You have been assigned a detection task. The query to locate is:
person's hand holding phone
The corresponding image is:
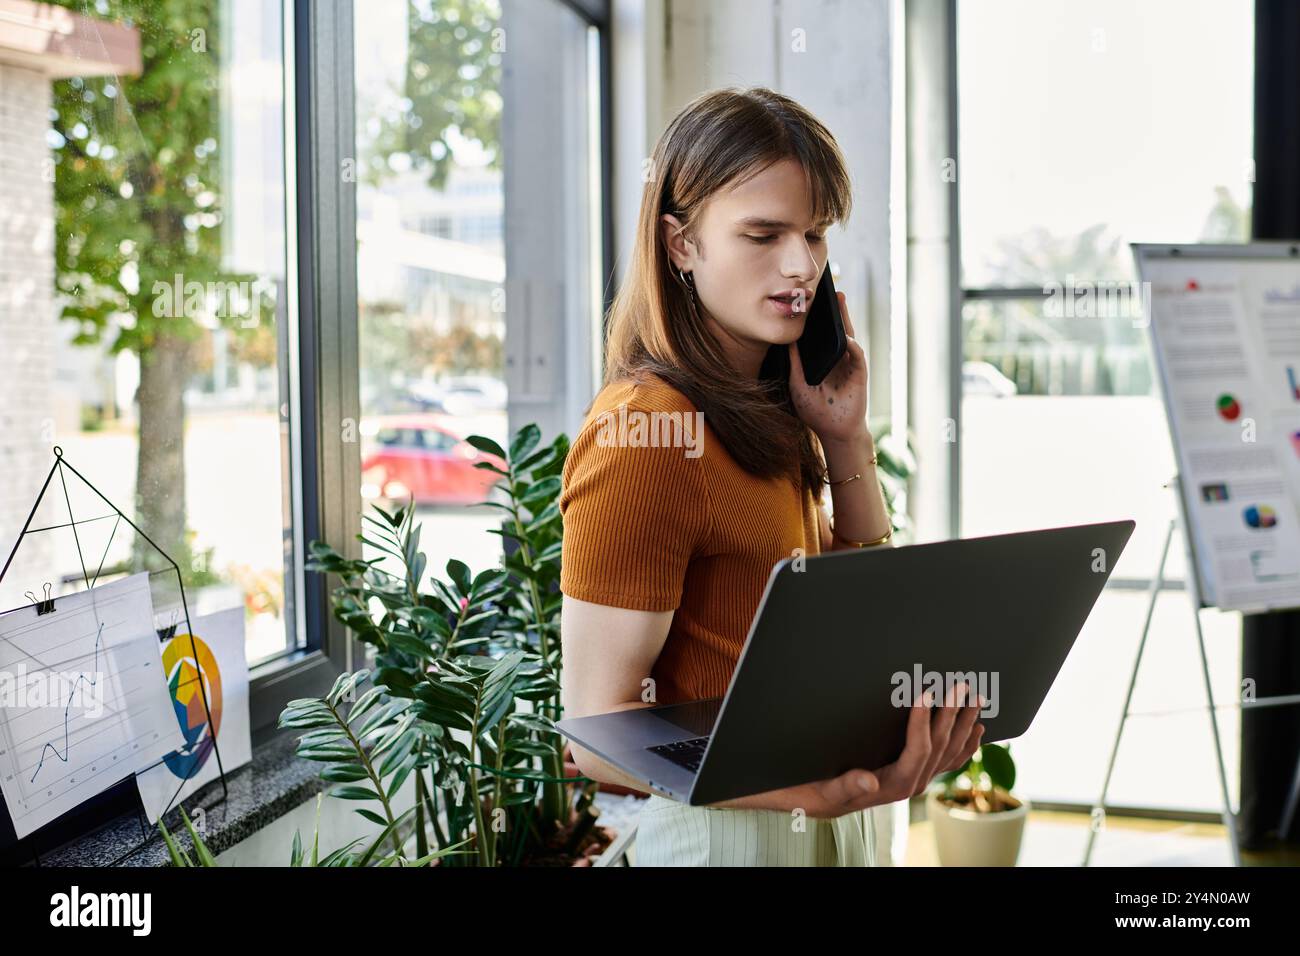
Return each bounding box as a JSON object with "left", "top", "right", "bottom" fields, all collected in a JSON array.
[{"left": 788, "top": 289, "right": 869, "bottom": 446}]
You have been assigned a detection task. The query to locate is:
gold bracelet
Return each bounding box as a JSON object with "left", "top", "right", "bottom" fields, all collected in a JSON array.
[
  {"left": 827, "top": 452, "right": 877, "bottom": 487},
  {"left": 830, "top": 521, "right": 893, "bottom": 548}
]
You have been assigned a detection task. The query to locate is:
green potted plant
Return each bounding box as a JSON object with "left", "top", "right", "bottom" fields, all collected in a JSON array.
[
  {"left": 285, "top": 424, "right": 621, "bottom": 866},
  {"left": 165, "top": 420, "right": 916, "bottom": 868},
  {"left": 927, "top": 742, "right": 1029, "bottom": 866}
]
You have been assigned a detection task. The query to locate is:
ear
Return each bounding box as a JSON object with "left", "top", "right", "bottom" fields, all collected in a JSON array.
[{"left": 659, "top": 213, "right": 696, "bottom": 272}]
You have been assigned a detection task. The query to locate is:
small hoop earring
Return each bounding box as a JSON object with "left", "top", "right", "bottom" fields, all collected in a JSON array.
[{"left": 676, "top": 266, "right": 695, "bottom": 292}]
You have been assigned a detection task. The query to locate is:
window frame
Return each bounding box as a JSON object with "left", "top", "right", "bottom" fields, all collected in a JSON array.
[
  {"left": 557, "top": 0, "right": 616, "bottom": 326},
  {"left": 247, "top": 0, "right": 360, "bottom": 737}
]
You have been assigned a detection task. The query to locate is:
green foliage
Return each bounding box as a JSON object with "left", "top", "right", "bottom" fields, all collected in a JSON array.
[
  {"left": 279, "top": 671, "right": 475, "bottom": 866},
  {"left": 868, "top": 417, "right": 917, "bottom": 541},
  {"left": 291, "top": 423, "right": 588, "bottom": 866},
  {"left": 47, "top": 0, "right": 274, "bottom": 571},
  {"left": 158, "top": 806, "right": 216, "bottom": 867},
  {"left": 934, "top": 742, "right": 1017, "bottom": 801},
  {"left": 285, "top": 792, "right": 470, "bottom": 868},
  {"left": 49, "top": 0, "right": 255, "bottom": 354},
  {"left": 360, "top": 0, "right": 504, "bottom": 192}
]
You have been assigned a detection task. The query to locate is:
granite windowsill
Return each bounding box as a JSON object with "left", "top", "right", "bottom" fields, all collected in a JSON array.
[
  {"left": 33, "top": 730, "right": 652, "bottom": 867},
  {"left": 34, "top": 731, "right": 322, "bottom": 867}
]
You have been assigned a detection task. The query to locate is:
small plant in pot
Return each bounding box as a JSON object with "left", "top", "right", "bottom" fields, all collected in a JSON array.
[
  {"left": 927, "top": 742, "right": 1029, "bottom": 867},
  {"left": 283, "top": 424, "right": 622, "bottom": 866}
]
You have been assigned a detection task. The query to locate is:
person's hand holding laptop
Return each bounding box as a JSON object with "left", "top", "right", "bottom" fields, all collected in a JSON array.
[
  {"left": 709, "top": 681, "right": 986, "bottom": 818},
  {"left": 557, "top": 520, "right": 1134, "bottom": 810}
]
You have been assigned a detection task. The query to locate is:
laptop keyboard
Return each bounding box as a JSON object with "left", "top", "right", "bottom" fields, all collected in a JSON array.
[{"left": 648, "top": 736, "right": 711, "bottom": 773}]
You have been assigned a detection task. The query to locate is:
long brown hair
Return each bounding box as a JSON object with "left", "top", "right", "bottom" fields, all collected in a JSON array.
[{"left": 601, "top": 86, "right": 853, "bottom": 503}]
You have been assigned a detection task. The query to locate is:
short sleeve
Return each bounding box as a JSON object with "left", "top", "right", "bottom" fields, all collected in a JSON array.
[{"left": 559, "top": 419, "right": 710, "bottom": 612}]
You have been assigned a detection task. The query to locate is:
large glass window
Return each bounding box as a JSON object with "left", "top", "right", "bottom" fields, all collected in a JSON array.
[
  {"left": 353, "top": 0, "right": 603, "bottom": 582},
  {"left": 0, "top": 0, "right": 299, "bottom": 667},
  {"left": 957, "top": 0, "right": 1254, "bottom": 813}
]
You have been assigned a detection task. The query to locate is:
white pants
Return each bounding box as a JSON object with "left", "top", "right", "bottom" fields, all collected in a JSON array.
[{"left": 632, "top": 793, "right": 904, "bottom": 866}]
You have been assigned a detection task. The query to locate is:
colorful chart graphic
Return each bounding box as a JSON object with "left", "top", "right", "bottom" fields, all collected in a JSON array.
[
  {"left": 1216, "top": 393, "right": 1242, "bottom": 422},
  {"left": 1243, "top": 505, "right": 1278, "bottom": 529},
  {"left": 1201, "top": 482, "right": 1230, "bottom": 502},
  {"left": 161, "top": 633, "right": 223, "bottom": 780}
]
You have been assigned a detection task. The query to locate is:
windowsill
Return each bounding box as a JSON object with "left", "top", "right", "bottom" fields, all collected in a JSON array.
[{"left": 31, "top": 731, "right": 323, "bottom": 867}]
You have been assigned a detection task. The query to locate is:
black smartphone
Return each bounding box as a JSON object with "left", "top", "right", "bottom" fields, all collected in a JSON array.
[
  {"left": 762, "top": 264, "right": 848, "bottom": 386},
  {"left": 797, "top": 265, "right": 848, "bottom": 385}
]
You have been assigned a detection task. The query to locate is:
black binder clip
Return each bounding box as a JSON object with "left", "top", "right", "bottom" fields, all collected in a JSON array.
[
  {"left": 25, "top": 583, "right": 56, "bottom": 615},
  {"left": 157, "top": 610, "right": 179, "bottom": 642}
]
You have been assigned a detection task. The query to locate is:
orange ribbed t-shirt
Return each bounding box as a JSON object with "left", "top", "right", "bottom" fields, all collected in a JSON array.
[{"left": 559, "top": 371, "right": 825, "bottom": 706}]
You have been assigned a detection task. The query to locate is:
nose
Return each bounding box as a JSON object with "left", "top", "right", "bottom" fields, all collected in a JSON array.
[{"left": 781, "top": 236, "right": 820, "bottom": 284}]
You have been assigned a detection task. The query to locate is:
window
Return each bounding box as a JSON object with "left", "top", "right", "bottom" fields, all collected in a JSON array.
[
  {"left": 957, "top": 0, "right": 1254, "bottom": 812},
  {"left": 354, "top": 0, "right": 509, "bottom": 581},
  {"left": 353, "top": 0, "right": 606, "bottom": 584},
  {"left": 0, "top": 0, "right": 301, "bottom": 671},
  {"left": 0, "top": 0, "right": 608, "bottom": 742}
]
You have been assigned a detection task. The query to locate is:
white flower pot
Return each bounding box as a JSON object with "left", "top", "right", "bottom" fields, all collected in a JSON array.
[{"left": 926, "top": 789, "right": 1029, "bottom": 867}]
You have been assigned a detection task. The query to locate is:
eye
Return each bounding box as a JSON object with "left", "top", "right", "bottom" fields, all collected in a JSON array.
[{"left": 745, "top": 234, "right": 776, "bottom": 244}]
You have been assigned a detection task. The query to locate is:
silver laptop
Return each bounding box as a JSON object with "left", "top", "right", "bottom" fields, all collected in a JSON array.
[{"left": 556, "top": 520, "right": 1135, "bottom": 806}]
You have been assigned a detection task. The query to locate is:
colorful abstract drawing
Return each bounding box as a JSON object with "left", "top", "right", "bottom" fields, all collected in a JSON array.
[{"left": 160, "top": 633, "right": 223, "bottom": 780}]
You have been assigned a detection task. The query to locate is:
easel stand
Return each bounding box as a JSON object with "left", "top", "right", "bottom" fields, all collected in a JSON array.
[
  {"left": 0, "top": 446, "right": 229, "bottom": 865},
  {"left": 1084, "top": 474, "right": 1300, "bottom": 867}
]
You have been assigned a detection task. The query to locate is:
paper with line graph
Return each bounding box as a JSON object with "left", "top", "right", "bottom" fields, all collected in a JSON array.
[{"left": 0, "top": 573, "right": 185, "bottom": 839}]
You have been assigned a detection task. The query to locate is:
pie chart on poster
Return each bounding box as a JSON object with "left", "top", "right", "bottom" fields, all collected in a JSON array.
[
  {"left": 1216, "top": 394, "right": 1242, "bottom": 422},
  {"left": 160, "top": 633, "right": 223, "bottom": 780},
  {"left": 1244, "top": 505, "right": 1278, "bottom": 529}
]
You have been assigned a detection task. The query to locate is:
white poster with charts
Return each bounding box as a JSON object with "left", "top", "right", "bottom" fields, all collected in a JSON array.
[
  {"left": 1136, "top": 243, "right": 1300, "bottom": 613},
  {"left": 0, "top": 573, "right": 186, "bottom": 839}
]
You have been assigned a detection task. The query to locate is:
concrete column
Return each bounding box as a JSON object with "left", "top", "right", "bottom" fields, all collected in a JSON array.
[
  {"left": 905, "top": 0, "right": 959, "bottom": 542},
  {"left": 501, "top": 0, "right": 602, "bottom": 445}
]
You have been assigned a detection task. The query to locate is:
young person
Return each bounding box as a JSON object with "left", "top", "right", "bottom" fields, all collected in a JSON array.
[{"left": 559, "top": 86, "right": 984, "bottom": 866}]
